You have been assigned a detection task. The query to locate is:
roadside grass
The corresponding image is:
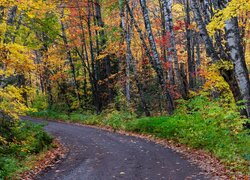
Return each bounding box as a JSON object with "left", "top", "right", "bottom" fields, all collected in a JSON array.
[
  {"left": 29, "top": 96, "right": 250, "bottom": 175},
  {"left": 0, "top": 121, "right": 53, "bottom": 179}
]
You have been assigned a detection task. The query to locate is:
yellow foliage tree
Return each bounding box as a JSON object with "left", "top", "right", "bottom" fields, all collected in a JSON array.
[
  {"left": 207, "top": 0, "right": 250, "bottom": 35},
  {"left": 0, "top": 85, "right": 29, "bottom": 120}
]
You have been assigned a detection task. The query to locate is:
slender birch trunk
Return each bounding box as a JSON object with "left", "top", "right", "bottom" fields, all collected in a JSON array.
[
  {"left": 120, "top": 1, "right": 131, "bottom": 105},
  {"left": 225, "top": 17, "right": 250, "bottom": 117},
  {"left": 139, "top": 0, "right": 174, "bottom": 114},
  {"left": 120, "top": 1, "right": 151, "bottom": 116},
  {"left": 162, "top": 0, "right": 188, "bottom": 98},
  {"left": 191, "top": 0, "right": 250, "bottom": 118}
]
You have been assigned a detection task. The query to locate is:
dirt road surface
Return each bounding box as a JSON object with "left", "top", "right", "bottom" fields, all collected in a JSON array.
[{"left": 25, "top": 117, "right": 208, "bottom": 180}]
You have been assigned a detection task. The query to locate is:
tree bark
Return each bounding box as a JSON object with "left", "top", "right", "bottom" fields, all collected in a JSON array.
[
  {"left": 120, "top": 2, "right": 131, "bottom": 105},
  {"left": 60, "top": 9, "right": 81, "bottom": 106},
  {"left": 162, "top": 0, "right": 188, "bottom": 99},
  {"left": 191, "top": 0, "right": 249, "bottom": 117},
  {"left": 195, "top": 33, "right": 202, "bottom": 87},
  {"left": 126, "top": 1, "right": 174, "bottom": 114},
  {"left": 87, "top": 0, "right": 102, "bottom": 114},
  {"left": 185, "top": 0, "right": 196, "bottom": 90},
  {"left": 139, "top": 0, "right": 174, "bottom": 114},
  {"left": 94, "top": 0, "right": 112, "bottom": 103},
  {"left": 225, "top": 17, "right": 250, "bottom": 117},
  {"left": 121, "top": 1, "right": 151, "bottom": 116},
  {"left": 190, "top": 0, "right": 220, "bottom": 62}
]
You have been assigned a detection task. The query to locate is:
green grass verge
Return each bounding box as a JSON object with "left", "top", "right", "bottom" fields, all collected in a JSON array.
[
  {"left": 0, "top": 121, "right": 53, "bottom": 179},
  {"left": 29, "top": 96, "right": 250, "bottom": 175}
]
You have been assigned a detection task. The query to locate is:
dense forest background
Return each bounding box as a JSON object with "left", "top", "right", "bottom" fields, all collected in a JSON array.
[
  {"left": 0, "top": 0, "right": 250, "bottom": 178},
  {"left": 0, "top": 0, "right": 249, "bottom": 117}
]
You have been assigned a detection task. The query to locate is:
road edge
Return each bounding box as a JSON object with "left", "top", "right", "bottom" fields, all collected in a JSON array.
[
  {"left": 17, "top": 139, "right": 68, "bottom": 180},
  {"left": 23, "top": 116, "right": 249, "bottom": 180}
]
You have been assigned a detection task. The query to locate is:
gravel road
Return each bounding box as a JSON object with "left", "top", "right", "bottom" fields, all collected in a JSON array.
[{"left": 25, "top": 117, "right": 208, "bottom": 180}]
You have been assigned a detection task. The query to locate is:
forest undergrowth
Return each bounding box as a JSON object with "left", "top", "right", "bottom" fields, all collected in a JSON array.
[{"left": 0, "top": 121, "right": 53, "bottom": 179}]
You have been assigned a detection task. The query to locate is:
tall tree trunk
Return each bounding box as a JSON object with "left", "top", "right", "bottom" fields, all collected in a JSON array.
[
  {"left": 158, "top": 0, "right": 175, "bottom": 86},
  {"left": 43, "top": 45, "right": 53, "bottom": 109},
  {"left": 202, "top": 0, "right": 212, "bottom": 24},
  {"left": 34, "top": 50, "right": 45, "bottom": 93},
  {"left": 225, "top": 17, "right": 250, "bottom": 117},
  {"left": 126, "top": 2, "right": 156, "bottom": 69},
  {"left": 191, "top": 0, "right": 248, "bottom": 117},
  {"left": 83, "top": 67, "right": 88, "bottom": 100},
  {"left": 139, "top": 0, "right": 174, "bottom": 114},
  {"left": 162, "top": 0, "right": 188, "bottom": 99},
  {"left": 132, "top": 56, "right": 151, "bottom": 117},
  {"left": 127, "top": 1, "right": 174, "bottom": 114},
  {"left": 57, "top": 82, "right": 71, "bottom": 113},
  {"left": 75, "top": 0, "right": 98, "bottom": 109},
  {"left": 190, "top": 0, "right": 219, "bottom": 62},
  {"left": 195, "top": 33, "right": 202, "bottom": 87},
  {"left": 95, "top": 0, "right": 112, "bottom": 103},
  {"left": 158, "top": 0, "right": 168, "bottom": 67},
  {"left": 120, "top": 2, "right": 131, "bottom": 105},
  {"left": 60, "top": 8, "right": 81, "bottom": 106},
  {"left": 185, "top": 0, "right": 195, "bottom": 89},
  {"left": 120, "top": 1, "right": 150, "bottom": 116},
  {"left": 87, "top": 0, "right": 101, "bottom": 114},
  {"left": 180, "top": 63, "right": 188, "bottom": 94}
]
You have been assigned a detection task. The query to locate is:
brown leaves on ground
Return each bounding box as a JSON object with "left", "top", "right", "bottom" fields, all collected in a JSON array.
[
  {"left": 71, "top": 123, "right": 250, "bottom": 180},
  {"left": 17, "top": 139, "right": 68, "bottom": 180}
]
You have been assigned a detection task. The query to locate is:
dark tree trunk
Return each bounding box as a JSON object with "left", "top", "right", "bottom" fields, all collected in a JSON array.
[
  {"left": 180, "top": 63, "right": 188, "bottom": 95},
  {"left": 185, "top": 0, "right": 195, "bottom": 90},
  {"left": 195, "top": 33, "right": 202, "bottom": 87},
  {"left": 43, "top": 45, "right": 53, "bottom": 109},
  {"left": 87, "top": 0, "right": 102, "bottom": 114},
  {"left": 94, "top": 0, "right": 112, "bottom": 103},
  {"left": 75, "top": 0, "right": 94, "bottom": 106},
  {"left": 60, "top": 8, "right": 81, "bottom": 105}
]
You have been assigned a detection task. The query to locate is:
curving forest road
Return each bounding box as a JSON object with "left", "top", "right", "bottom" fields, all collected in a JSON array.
[{"left": 26, "top": 117, "right": 209, "bottom": 180}]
